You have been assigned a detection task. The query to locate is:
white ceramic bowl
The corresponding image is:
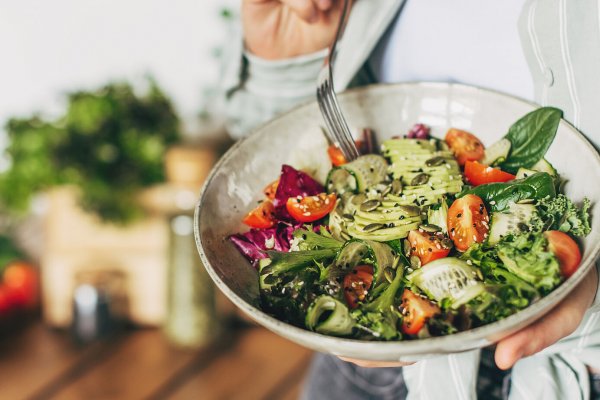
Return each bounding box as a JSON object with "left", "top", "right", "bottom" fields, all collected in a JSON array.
[{"left": 195, "top": 83, "right": 600, "bottom": 362}]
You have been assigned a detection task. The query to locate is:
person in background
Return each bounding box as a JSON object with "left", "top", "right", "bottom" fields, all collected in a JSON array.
[{"left": 223, "top": 1, "right": 600, "bottom": 398}]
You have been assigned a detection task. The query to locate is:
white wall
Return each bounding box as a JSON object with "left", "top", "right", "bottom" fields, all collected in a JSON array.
[{"left": 0, "top": 0, "right": 237, "bottom": 137}]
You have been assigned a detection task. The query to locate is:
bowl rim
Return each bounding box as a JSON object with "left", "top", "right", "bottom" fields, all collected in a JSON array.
[{"left": 194, "top": 81, "right": 600, "bottom": 354}]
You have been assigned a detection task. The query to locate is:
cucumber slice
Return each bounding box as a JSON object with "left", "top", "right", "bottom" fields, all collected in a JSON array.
[
  {"left": 531, "top": 158, "right": 557, "bottom": 177},
  {"left": 332, "top": 239, "right": 396, "bottom": 287},
  {"left": 334, "top": 240, "right": 370, "bottom": 269},
  {"left": 488, "top": 203, "right": 537, "bottom": 245},
  {"left": 427, "top": 199, "right": 449, "bottom": 234},
  {"left": 482, "top": 138, "right": 511, "bottom": 166},
  {"left": 515, "top": 167, "right": 538, "bottom": 180},
  {"left": 342, "top": 154, "right": 388, "bottom": 192},
  {"left": 258, "top": 258, "right": 274, "bottom": 291},
  {"left": 326, "top": 167, "right": 358, "bottom": 195},
  {"left": 305, "top": 296, "right": 355, "bottom": 335},
  {"left": 407, "top": 258, "right": 485, "bottom": 308}
]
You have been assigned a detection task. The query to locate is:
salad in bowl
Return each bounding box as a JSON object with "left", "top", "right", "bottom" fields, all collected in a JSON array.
[{"left": 229, "top": 106, "right": 591, "bottom": 341}]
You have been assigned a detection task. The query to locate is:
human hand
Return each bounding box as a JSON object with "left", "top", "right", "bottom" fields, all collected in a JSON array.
[
  {"left": 338, "top": 356, "right": 414, "bottom": 368},
  {"left": 495, "top": 266, "right": 599, "bottom": 370},
  {"left": 242, "top": 0, "right": 347, "bottom": 60}
]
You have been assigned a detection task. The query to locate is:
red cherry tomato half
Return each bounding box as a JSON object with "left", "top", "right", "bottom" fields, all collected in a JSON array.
[
  {"left": 3, "top": 261, "right": 39, "bottom": 308},
  {"left": 448, "top": 194, "right": 490, "bottom": 252},
  {"left": 327, "top": 140, "right": 367, "bottom": 167},
  {"left": 286, "top": 193, "right": 337, "bottom": 223},
  {"left": 544, "top": 230, "right": 582, "bottom": 279},
  {"left": 445, "top": 128, "right": 485, "bottom": 166},
  {"left": 401, "top": 289, "right": 441, "bottom": 335},
  {"left": 343, "top": 265, "right": 374, "bottom": 309},
  {"left": 243, "top": 200, "right": 276, "bottom": 229},
  {"left": 263, "top": 179, "right": 279, "bottom": 200},
  {"left": 327, "top": 145, "right": 347, "bottom": 167},
  {"left": 464, "top": 161, "right": 516, "bottom": 186},
  {"left": 407, "top": 230, "right": 452, "bottom": 266}
]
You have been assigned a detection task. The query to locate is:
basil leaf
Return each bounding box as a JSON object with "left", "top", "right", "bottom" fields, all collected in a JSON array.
[
  {"left": 459, "top": 172, "right": 556, "bottom": 212},
  {"left": 500, "top": 107, "right": 562, "bottom": 174}
]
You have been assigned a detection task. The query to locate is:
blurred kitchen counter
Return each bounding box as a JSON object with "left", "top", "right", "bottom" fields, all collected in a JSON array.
[{"left": 0, "top": 320, "right": 312, "bottom": 400}]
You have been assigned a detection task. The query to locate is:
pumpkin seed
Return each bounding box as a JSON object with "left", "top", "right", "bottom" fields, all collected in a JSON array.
[
  {"left": 517, "top": 198, "right": 535, "bottom": 204},
  {"left": 410, "top": 255, "right": 421, "bottom": 269},
  {"left": 263, "top": 275, "right": 277, "bottom": 284},
  {"left": 259, "top": 266, "right": 273, "bottom": 276},
  {"left": 342, "top": 213, "right": 355, "bottom": 221},
  {"left": 403, "top": 240, "right": 412, "bottom": 257},
  {"left": 381, "top": 185, "right": 392, "bottom": 197},
  {"left": 397, "top": 205, "right": 421, "bottom": 216},
  {"left": 374, "top": 183, "right": 388, "bottom": 193},
  {"left": 518, "top": 222, "right": 529, "bottom": 232},
  {"left": 391, "top": 179, "right": 403, "bottom": 195},
  {"left": 384, "top": 267, "right": 396, "bottom": 283},
  {"left": 441, "top": 238, "right": 454, "bottom": 249},
  {"left": 410, "top": 173, "right": 430, "bottom": 186},
  {"left": 362, "top": 223, "right": 384, "bottom": 232},
  {"left": 351, "top": 193, "right": 367, "bottom": 205},
  {"left": 425, "top": 156, "right": 446, "bottom": 167},
  {"left": 360, "top": 199, "right": 381, "bottom": 212},
  {"left": 420, "top": 224, "right": 442, "bottom": 233}
]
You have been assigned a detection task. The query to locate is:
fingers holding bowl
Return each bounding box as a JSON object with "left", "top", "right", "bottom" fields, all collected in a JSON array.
[
  {"left": 495, "top": 266, "right": 599, "bottom": 370},
  {"left": 338, "top": 356, "right": 415, "bottom": 368}
]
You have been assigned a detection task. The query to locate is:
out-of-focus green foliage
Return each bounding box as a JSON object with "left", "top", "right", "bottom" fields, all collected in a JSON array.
[
  {"left": 0, "top": 235, "right": 24, "bottom": 272},
  {"left": 0, "top": 79, "right": 180, "bottom": 224}
]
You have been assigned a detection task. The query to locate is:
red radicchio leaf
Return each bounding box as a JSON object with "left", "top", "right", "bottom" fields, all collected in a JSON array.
[
  {"left": 229, "top": 222, "right": 299, "bottom": 268},
  {"left": 272, "top": 165, "right": 324, "bottom": 220}
]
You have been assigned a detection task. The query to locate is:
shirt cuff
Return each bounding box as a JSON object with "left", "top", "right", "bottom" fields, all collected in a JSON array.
[{"left": 243, "top": 49, "right": 328, "bottom": 99}]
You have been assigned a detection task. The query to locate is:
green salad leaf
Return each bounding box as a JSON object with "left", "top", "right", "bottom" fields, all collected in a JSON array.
[
  {"left": 293, "top": 227, "right": 344, "bottom": 251},
  {"left": 460, "top": 172, "right": 556, "bottom": 212},
  {"left": 351, "top": 261, "right": 405, "bottom": 340},
  {"left": 496, "top": 233, "right": 561, "bottom": 293},
  {"left": 500, "top": 107, "right": 562, "bottom": 174},
  {"left": 535, "top": 195, "right": 591, "bottom": 236}
]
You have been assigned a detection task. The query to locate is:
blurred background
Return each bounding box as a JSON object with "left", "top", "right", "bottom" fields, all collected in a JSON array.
[{"left": 0, "top": 2, "right": 311, "bottom": 399}]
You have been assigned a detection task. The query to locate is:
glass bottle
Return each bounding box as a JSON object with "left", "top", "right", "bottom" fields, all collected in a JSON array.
[{"left": 162, "top": 145, "right": 218, "bottom": 347}]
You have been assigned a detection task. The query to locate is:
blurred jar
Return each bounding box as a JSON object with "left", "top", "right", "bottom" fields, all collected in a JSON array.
[{"left": 162, "top": 145, "right": 219, "bottom": 347}]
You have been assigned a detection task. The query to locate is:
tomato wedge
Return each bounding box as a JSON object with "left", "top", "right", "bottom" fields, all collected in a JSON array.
[
  {"left": 242, "top": 200, "right": 276, "bottom": 229},
  {"left": 343, "top": 265, "right": 374, "bottom": 309},
  {"left": 263, "top": 179, "right": 279, "bottom": 200},
  {"left": 464, "top": 161, "right": 515, "bottom": 186},
  {"left": 3, "top": 261, "right": 38, "bottom": 308},
  {"left": 286, "top": 193, "right": 337, "bottom": 222},
  {"left": 327, "top": 145, "right": 347, "bottom": 167},
  {"left": 544, "top": 230, "right": 582, "bottom": 279},
  {"left": 445, "top": 128, "right": 485, "bottom": 166},
  {"left": 408, "top": 230, "right": 452, "bottom": 266},
  {"left": 401, "top": 289, "right": 441, "bottom": 335},
  {"left": 447, "top": 194, "right": 490, "bottom": 252},
  {"left": 327, "top": 139, "right": 367, "bottom": 167}
]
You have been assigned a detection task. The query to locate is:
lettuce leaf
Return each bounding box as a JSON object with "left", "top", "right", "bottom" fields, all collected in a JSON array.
[
  {"left": 496, "top": 233, "right": 561, "bottom": 293},
  {"left": 535, "top": 195, "right": 591, "bottom": 237}
]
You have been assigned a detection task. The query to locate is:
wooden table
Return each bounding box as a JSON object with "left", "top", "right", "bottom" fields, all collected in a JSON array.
[{"left": 0, "top": 320, "right": 313, "bottom": 400}]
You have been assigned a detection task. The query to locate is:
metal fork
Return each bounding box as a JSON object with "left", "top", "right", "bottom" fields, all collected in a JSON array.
[{"left": 316, "top": 0, "right": 360, "bottom": 162}]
